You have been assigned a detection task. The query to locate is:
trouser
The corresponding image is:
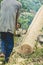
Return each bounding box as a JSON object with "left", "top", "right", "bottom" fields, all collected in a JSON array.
[{"left": 0, "top": 32, "right": 14, "bottom": 62}]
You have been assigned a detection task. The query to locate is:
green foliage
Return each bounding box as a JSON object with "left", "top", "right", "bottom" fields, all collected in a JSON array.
[
  {"left": 18, "top": 12, "right": 34, "bottom": 29},
  {"left": 34, "top": 62, "right": 41, "bottom": 65},
  {"left": 18, "top": 0, "right": 42, "bottom": 12},
  {"left": 0, "top": 0, "right": 3, "bottom": 3},
  {"left": 18, "top": 0, "right": 43, "bottom": 30},
  {"left": 31, "top": 48, "right": 43, "bottom": 58}
]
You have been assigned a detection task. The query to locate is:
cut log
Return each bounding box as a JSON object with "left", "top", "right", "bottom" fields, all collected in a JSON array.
[{"left": 15, "top": 6, "right": 43, "bottom": 55}]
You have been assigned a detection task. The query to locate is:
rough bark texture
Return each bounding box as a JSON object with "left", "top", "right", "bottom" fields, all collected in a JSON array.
[{"left": 15, "top": 6, "right": 43, "bottom": 55}]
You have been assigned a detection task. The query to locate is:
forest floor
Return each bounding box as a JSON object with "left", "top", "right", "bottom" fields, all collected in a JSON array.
[
  {"left": 0, "top": 34, "right": 43, "bottom": 65},
  {"left": 5, "top": 35, "right": 43, "bottom": 65}
]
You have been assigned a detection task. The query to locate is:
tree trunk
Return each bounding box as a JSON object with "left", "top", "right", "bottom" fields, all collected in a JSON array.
[{"left": 15, "top": 6, "right": 43, "bottom": 55}]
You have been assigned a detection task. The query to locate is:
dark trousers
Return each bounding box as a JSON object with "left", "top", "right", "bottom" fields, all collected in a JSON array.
[{"left": 0, "top": 32, "right": 14, "bottom": 62}]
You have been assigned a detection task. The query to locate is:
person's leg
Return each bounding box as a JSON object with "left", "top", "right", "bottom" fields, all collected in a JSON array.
[
  {"left": 0, "top": 32, "right": 5, "bottom": 61},
  {"left": 0, "top": 32, "right": 14, "bottom": 62},
  {"left": 5, "top": 32, "right": 14, "bottom": 62}
]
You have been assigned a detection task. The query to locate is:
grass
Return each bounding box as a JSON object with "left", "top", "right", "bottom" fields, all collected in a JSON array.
[{"left": 0, "top": 57, "right": 5, "bottom": 61}]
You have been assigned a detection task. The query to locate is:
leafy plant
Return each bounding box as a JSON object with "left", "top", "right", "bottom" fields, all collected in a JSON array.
[{"left": 18, "top": 12, "right": 34, "bottom": 30}]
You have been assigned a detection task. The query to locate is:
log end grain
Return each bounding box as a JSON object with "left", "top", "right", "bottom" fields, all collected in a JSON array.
[{"left": 15, "top": 44, "right": 33, "bottom": 55}]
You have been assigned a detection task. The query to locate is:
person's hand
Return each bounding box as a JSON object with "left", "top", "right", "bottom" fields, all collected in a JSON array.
[{"left": 16, "top": 22, "right": 21, "bottom": 29}]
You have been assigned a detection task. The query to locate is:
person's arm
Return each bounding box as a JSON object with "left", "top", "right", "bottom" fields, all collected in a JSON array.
[
  {"left": 16, "top": 8, "right": 20, "bottom": 29},
  {"left": 15, "top": 1, "right": 22, "bottom": 29}
]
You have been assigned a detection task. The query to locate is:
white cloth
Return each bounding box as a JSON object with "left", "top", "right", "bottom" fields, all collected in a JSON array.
[{"left": 0, "top": 0, "right": 22, "bottom": 34}]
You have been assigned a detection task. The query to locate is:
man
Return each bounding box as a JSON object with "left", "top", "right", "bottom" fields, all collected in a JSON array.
[{"left": 0, "top": 0, "right": 22, "bottom": 62}]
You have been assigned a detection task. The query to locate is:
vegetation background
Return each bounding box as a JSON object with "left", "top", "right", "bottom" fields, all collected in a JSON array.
[
  {"left": 17, "top": 0, "right": 43, "bottom": 30},
  {"left": 0, "top": 0, "right": 43, "bottom": 65}
]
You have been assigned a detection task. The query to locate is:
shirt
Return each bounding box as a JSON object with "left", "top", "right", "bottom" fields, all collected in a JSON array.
[{"left": 0, "top": 0, "right": 22, "bottom": 34}]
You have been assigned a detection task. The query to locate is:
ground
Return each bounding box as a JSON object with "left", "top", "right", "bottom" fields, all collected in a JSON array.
[{"left": 5, "top": 35, "right": 43, "bottom": 65}]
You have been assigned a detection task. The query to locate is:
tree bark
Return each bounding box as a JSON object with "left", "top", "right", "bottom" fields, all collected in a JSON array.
[{"left": 15, "top": 6, "right": 43, "bottom": 55}]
